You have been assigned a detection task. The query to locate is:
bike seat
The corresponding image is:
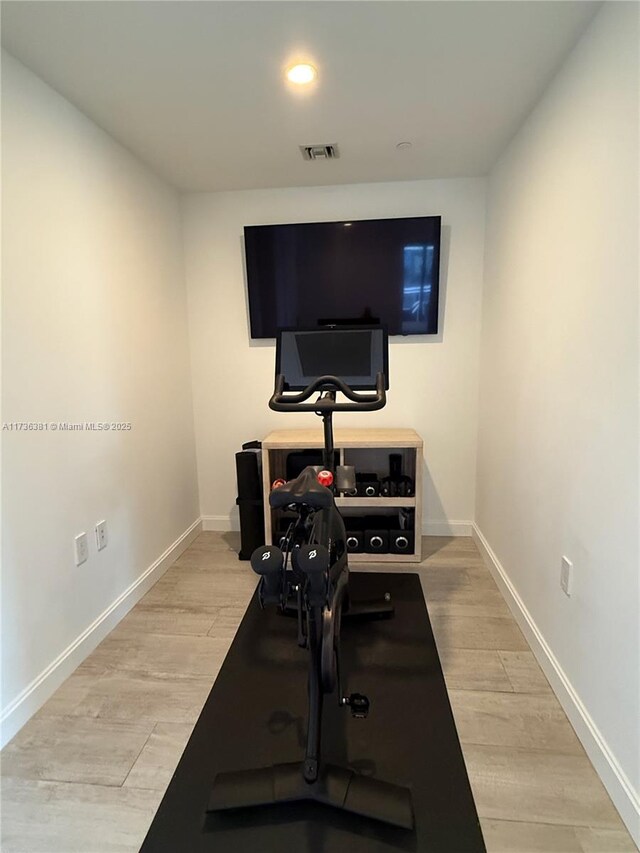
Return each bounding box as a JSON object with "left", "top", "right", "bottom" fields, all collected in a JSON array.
[{"left": 269, "top": 466, "right": 333, "bottom": 510}]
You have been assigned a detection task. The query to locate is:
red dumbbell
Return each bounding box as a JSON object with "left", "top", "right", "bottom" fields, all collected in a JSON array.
[{"left": 317, "top": 470, "right": 334, "bottom": 487}]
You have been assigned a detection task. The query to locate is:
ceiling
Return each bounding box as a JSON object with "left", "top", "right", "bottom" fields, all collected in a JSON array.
[{"left": 1, "top": 1, "right": 599, "bottom": 192}]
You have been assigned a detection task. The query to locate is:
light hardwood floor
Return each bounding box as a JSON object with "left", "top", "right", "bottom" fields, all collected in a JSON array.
[{"left": 1, "top": 534, "right": 636, "bottom": 853}]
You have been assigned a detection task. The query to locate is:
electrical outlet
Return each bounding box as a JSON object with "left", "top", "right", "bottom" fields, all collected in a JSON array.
[
  {"left": 560, "top": 556, "right": 573, "bottom": 596},
  {"left": 95, "top": 520, "right": 108, "bottom": 551},
  {"left": 74, "top": 533, "right": 89, "bottom": 566}
]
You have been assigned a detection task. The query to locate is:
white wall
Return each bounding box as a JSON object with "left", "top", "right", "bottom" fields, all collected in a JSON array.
[
  {"left": 183, "top": 178, "right": 486, "bottom": 534},
  {"left": 1, "top": 53, "right": 200, "bottom": 743},
  {"left": 476, "top": 2, "right": 639, "bottom": 839}
]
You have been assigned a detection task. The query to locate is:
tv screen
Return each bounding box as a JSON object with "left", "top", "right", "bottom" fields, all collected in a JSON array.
[{"left": 244, "top": 215, "right": 441, "bottom": 338}]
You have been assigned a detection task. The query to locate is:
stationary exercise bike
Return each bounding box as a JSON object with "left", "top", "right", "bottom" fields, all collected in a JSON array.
[{"left": 208, "top": 327, "right": 414, "bottom": 830}]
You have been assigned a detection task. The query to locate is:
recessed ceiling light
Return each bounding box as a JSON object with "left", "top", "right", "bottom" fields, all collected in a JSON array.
[
  {"left": 286, "top": 63, "right": 317, "bottom": 85},
  {"left": 396, "top": 141, "right": 412, "bottom": 150}
]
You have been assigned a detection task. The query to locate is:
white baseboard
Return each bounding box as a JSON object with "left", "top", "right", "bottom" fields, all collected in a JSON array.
[
  {"left": 472, "top": 523, "right": 640, "bottom": 847},
  {"left": 201, "top": 515, "right": 239, "bottom": 532},
  {"left": 0, "top": 518, "right": 202, "bottom": 748},
  {"left": 422, "top": 520, "right": 473, "bottom": 537}
]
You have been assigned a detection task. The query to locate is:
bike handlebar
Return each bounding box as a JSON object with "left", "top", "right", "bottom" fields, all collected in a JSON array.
[{"left": 269, "top": 373, "right": 386, "bottom": 413}]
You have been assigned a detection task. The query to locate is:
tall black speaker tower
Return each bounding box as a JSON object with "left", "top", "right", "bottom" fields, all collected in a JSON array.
[{"left": 235, "top": 441, "right": 264, "bottom": 560}]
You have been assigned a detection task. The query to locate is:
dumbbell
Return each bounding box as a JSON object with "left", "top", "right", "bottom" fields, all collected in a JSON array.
[
  {"left": 365, "top": 529, "right": 389, "bottom": 554},
  {"left": 292, "top": 544, "right": 329, "bottom": 606},
  {"left": 346, "top": 529, "right": 365, "bottom": 552},
  {"left": 356, "top": 473, "right": 380, "bottom": 497},
  {"left": 389, "top": 530, "right": 415, "bottom": 554},
  {"left": 251, "top": 545, "right": 284, "bottom": 604}
]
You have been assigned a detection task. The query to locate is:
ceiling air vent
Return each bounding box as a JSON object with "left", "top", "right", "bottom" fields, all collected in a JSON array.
[{"left": 300, "top": 144, "right": 340, "bottom": 161}]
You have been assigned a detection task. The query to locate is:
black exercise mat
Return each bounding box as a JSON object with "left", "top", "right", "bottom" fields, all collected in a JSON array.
[{"left": 140, "top": 572, "right": 485, "bottom": 852}]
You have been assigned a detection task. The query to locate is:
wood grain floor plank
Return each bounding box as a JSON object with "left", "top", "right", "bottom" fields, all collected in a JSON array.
[
  {"left": 424, "top": 582, "right": 512, "bottom": 618},
  {"left": 86, "top": 632, "right": 231, "bottom": 679},
  {"left": 32, "top": 670, "right": 103, "bottom": 720},
  {"left": 449, "top": 689, "right": 583, "bottom": 754},
  {"left": 421, "top": 536, "right": 480, "bottom": 558},
  {"left": 574, "top": 826, "right": 639, "bottom": 852},
  {"left": 111, "top": 604, "right": 220, "bottom": 638},
  {"left": 464, "top": 743, "right": 624, "bottom": 829},
  {"left": 171, "top": 550, "right": 242, "bottom": 570},
  {"left": 439, "top": 648, "right": 514, "bottom": 692},
  {"left": 206, "top": 605, "right": 250, "bottom": 640},
  {"left": 123, "top": 723, "right": 192, "bottom": 791},
  {"left": 0, "top": 777, "right": 160, "bottom": 853},
  {"left": 422, "top": 566, "right": 501, "bottom": 596},
  {"left": 162, "top": 572, "right": 256, "bottom": 609},
  {"left": 181, "top": 531, "right": 240, "bottom": 553},
  {"left": 2, "top": 716, "right": 154, "bottom": 786},
  {"left": 430, "top": 613, "right": 529, "bottom": 651},
  {"left": 480, "top": 818, "right": 583, "bottom": 852},
  {"left": 139, "top": 575, "right": 178, "bottom": 607},
  {"left": 56, "top": 670, "right": 215, "bottom": 726},
  {"left": 499, "top": 650, "right": 553, "bottom": 694}
]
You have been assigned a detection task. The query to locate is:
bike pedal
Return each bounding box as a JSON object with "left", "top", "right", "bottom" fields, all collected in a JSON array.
[{"left": 344, "top": 693, "right": 370, "bottom": 719}]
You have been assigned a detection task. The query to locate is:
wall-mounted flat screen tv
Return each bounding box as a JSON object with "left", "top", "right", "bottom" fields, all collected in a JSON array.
[{"left": 244, "top": 215, "right": 441, "bottom": 338}]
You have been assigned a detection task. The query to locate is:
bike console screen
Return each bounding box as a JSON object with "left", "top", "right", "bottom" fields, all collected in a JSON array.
[{"left": 276, "top": 327, "right": 388, "bottom": 391}]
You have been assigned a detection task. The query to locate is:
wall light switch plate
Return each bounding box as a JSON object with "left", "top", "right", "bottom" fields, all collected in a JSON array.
[
  {"left": 95, "top": 520, "right": 108, "bottom": 551},
  {"left": 560, "top": 556, "right": 573, "bottom": 596},
  {"left": 74, "top": 533, "right": 89, "bottom": 566}
]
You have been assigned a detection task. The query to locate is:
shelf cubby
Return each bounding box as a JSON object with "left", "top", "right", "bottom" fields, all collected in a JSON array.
[{"left": 261, "top": 428, "right": 423, "bottom": 562}]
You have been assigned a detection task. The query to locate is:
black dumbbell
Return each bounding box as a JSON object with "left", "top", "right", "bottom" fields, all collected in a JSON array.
[
  {"left": 389, "top": 530, "right": 415, "bottom": 554},
  {"left": 293, "top": 544, "right": 329, "bottom": 606},
  {"left": 346, "top": 530, "right": 365, "bottom": 552},
  {"left": 365, "top": 529, "right": 389, "bottom": 554},
  {"left": 251, "top": 545, "right": 284, "bottom": 603}
]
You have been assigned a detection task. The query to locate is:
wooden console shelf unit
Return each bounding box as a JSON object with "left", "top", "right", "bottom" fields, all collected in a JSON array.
[{"left": 262, "top": 428, "right": 423, "bottom": 562}]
